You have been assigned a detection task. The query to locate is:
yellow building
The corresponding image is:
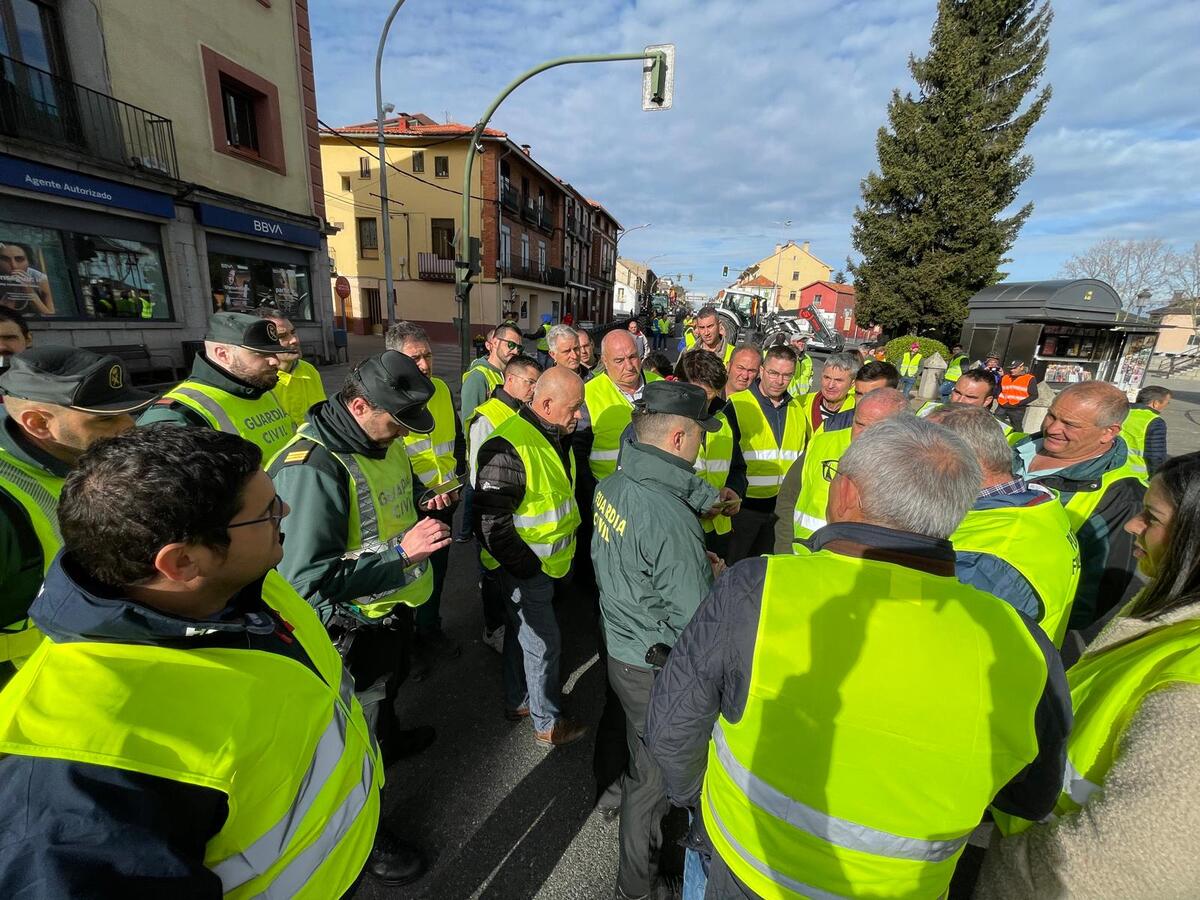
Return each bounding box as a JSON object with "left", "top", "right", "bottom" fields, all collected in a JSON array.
[
  {"left": 750, "top": 241, "right": 833, "bottom": 311},
  {"left": 0, "top": 0, "right": 334, "bottom": 368}
]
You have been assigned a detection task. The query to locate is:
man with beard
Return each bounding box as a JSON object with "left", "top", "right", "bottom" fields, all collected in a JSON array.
[
  {"left": 254, "top": 307, "right": 326, "bottom": 428},
  {"left": 139, "top": 312, "right": 295, "bottom": 457}
]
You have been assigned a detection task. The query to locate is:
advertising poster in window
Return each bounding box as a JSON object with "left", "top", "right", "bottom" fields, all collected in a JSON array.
[
  {"left": 208, "top": 252, "right": 313, "bottom": 320},
  {"left": 1, "top": 220, "right": 171, "bottom": 320},
  {"left": 215, "top": 261, "right": 253, "bottom": 312}
]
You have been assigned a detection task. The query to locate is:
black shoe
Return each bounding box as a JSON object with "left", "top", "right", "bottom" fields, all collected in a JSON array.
[
  {"left": 366, "top": 838, "right": 425, "bottom": 886},
  {"left": 381, "top": 726, "right": 437, "bottom": 766},
  {"left": 417, "top": 628, "right": 462, "bottom": 661}
]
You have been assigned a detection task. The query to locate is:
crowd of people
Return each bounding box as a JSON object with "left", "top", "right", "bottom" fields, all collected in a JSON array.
[{"left": 0, "top": 299, "right": 1195, "bottom": 899}]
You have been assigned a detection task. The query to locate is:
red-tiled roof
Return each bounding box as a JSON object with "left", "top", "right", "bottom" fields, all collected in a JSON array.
[
  {"left": 324, "top": 114, "right": 506, "bottom": 138},
  {"left": 739, "top": 275, "right": 778, "bottom": 288},
  {"left": 804, "top": 280, "right": 856, "bottom": 295}
]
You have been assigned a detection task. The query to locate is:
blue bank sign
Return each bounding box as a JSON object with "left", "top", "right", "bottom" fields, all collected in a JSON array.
[
  {"left": 196, "top": 203, "right": 321, "bottom": 249},
  {"left": 0, "top": 153, "right": 175, "bottom": 218}
]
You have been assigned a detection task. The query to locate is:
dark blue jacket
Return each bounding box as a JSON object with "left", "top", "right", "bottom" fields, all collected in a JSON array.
[{"left": 0, "top": 556, "right": 318, "bottom": 899}]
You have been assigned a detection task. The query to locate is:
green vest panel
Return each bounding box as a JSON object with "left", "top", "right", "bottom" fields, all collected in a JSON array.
[
  {"left": 703, "top": 552, "right": 1046, "bottom": 898},
  {"left": 0, "top": 571, "right": 382, "bottom": 899},
  {"left": 900, "top": 351, "right": 923, "bottom": 377},
  {"left": 0, "top": 446, "right": 60, "bottom": 661},
  {"left": 951, "top": 493, "right": 1082, "bottom": 646},
  {"left": 1049, "top": 448, "right": 1148, "bottom": 534},
  {"left": 1119, "top": 408, "right": 1159, "bottom": 460},
  {"left": 792, "top": 426, "right": 852, "bottom": 541},
  {"left": 403, "top": 377, "right": 457, "bottom": 488},
  {"left": 163, "top": 381, "right": 296, "bottom": 458},
  {"left": 584, "top": 372, "right": 660, "bottom": 481},
  {"left": 462, "top": 360, "right": 504, "bottom": 393},
  {"left": 695, "top": 410, "right": 734, "bottom": 535},
  {"left": 487, "top": 414, "right": 580, "bottom": 579},
  {"left": 730, "top": 390, "right": 807, "bottom": 499},
  {"left": 945, "top": 354, "right": 967, "bottom": 381}
]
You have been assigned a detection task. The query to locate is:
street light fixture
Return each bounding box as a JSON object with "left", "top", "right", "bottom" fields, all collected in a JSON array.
[{"left": 374, "top": 0, "right": 408, "bottom": 326}]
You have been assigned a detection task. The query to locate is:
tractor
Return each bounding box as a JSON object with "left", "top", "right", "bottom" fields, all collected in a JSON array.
[{"left": 714, "top": 290, "right": 845, "bottom": 352}]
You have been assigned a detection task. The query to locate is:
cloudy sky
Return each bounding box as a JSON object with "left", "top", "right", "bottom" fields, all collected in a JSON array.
[{"left": 311, "top": 0, "right": 1200, "bottom": 296}]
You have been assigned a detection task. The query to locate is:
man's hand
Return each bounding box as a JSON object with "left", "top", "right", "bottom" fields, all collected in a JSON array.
[
  {"left": 399, "top": 517, "right": 452, "bottom": 563},
  {"left": 420, "top": 488, "right": 459, "bottom": 511},
  {"left": 703, "top": 487, "right": 741, "bottom": 520},
  {"left": 706, "top": 551, "right": 726, "bottom": 580}
]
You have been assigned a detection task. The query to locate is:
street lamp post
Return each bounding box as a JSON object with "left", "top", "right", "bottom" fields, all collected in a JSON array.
[
  {"left": 374, "top": 0, "right": 407, "bottom": 326},
  {"left": 454, "top": 48, "right": 672, "bottom": 369}
]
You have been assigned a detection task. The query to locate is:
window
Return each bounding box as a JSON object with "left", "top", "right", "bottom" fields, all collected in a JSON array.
[
  {"left": 538, "top": 241, "right": 546, "bottom": 271},
  {"left": 209, "top": 252, "right": 313, "bottom": 321},
  {"left": 792, "top": 271, "right": 800, "bottom": 281},
  {"left": 434, "top": 156, "right": 449, "bottom": 178},
  {"left": 356, "top": 217, "right": 379, "bottom": 259},
  {"left": 520, "top": 234, "right": 530, "bottom": 266},
  {"left": 430, "top": 218, "right": 455, "bottom": 261},
  {"left": 1, "top": 0, "right": 68, "bottom": 74},
  {"left": 359, "top": 157, "right": 371, "bottom": 178},
  {"left": 221, "top": 82, "right": 260, "bottom": 152},
  {"left": 538, "top": 188, "right": 546, "bottom": 214},
  {"left": 789, "top": 291, "right": 797, "bottom": 302},
  {"left": 340, "top": 175, "right": 351, "bottom": 192},
  {"left": 412, "top": 151, "right": 424, "bottom": 173},
  {"left": 814, "top": 293, "right": 823, "bottom": 304},
  {"left": 0, "top": 218, "right": 172, "bottom": 321},
  {"left": 500, "top": 225, "right": 511, "bottom": 265}
]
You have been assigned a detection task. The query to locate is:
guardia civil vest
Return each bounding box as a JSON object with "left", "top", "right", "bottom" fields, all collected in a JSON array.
[
  {"left": 467, "top": 397, "right": 520, "bottom": 574},
  {"left": 486, "top": 413, "right": 580, "bottom": 578},
  {"left": 1120, "top": 407, "right": 1161, "bottom": 462},
  {"left": 273, "top": 359, "right": 327, "bottom": 428},
  {"left": 945, "top": 354, "right": 968, "bottom": 381},
  {"left": 694, "top": 409, "right": 734, "bottom": 536},
  {"left": 900, "top": 351, "right": 923, "bottom": 377},
  {"left": 951, "top": 492, "right": 1081, "bottom": 646},
  {"left": 0, "top": 445, "right": 60, "bottom": 663},
  {"left": 729, "top": 389, "right": 806, "bottom": 499},
  {"left": 276, "top": 426, "right": 432, "bottom": 617},
  {"left": 997, "top": 613, "right": 1200, "bottom": 837},
  {"left": 162, "top": 381, "right": 295, "bottom": 457},
  {"left": 0, "top": 570, "right": 383, "bottom": 898},
  {"left": 584, "top": 371, "right": 661, "bottom": 480},
  {"left": 462, "top": 359, "right": 504, "bottom": 393},
  {"left": 791, "top": 425, "right": 852, "bottom": 541},
  {"left": 403, "top": 377, "right": 456, "bottom": 488},
  {"left": 787, "top": 355, "right": 815, "bottom": 398},
  {"left": 703, "top": 552, "right": 1046, "bottom": 898}
]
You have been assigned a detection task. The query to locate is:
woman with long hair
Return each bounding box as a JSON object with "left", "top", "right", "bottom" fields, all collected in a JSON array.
[{"left": 975, "top": 450, "right": 1200, "bottom": 898}]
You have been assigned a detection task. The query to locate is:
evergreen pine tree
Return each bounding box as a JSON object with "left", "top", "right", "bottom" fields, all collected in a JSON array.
[{"left": 849, "top": 0, "right": 1052, "bottom": 333}]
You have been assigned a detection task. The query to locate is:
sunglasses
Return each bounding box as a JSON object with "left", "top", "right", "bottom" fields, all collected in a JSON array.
[{"left": 496, "top": 338, "right": 521, "bottom": 351}]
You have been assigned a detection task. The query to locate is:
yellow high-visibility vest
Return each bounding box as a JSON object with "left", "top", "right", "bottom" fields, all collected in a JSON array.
[
  {"left": 729, "top": 390, "right": 806, "bottom": 499},
  {"left": 791, "top": 425, "right": 852, "bottom": 542},
  {"left": 0, "top": 445, "right": 59, "bottom": 664},
  {"left": 584, "top": 372, "right": 661, "bottom": 481},
  {"left": 403, "top": 377, "right": 457, "bottom": 488},
  {"left": 694, "top": 409, "right": 734, "bottom": 535}
]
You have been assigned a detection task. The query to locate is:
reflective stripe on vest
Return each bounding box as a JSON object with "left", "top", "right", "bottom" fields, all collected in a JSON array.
[
  {"left": 486, "top": 413, "right": 579, "bottom": 579},
  {"left": 998, "top": 373, "right": 1034, "bottom": 406},
  {"left": 951, "top": 490, "right": 1082, "bottom": 646},
  {"left": 584, "top": 372, "right": 661, "bottom": 481},
  {"left": 729, "top": 390, "right": 807, "bottom": 499},
  {"left": 281, "top": 426, "right": 432, "bottom": 617},
  {"left": 792, "top": 427, "right": 852, "bottom": 542},
  {"left": 468, "top": 398, "right": 518, "bottom": 483},
  {"left": 997, "top": 614, "right": 1200, "bottom": 837},
  {"left": 702, "top": 552, "right": 1046, "bottom": 898},
  {"left": 403, "top": 377, "right": 457, "bottom": 487},
  {"left": 0, "top": 571, "right": 381, "bottom": 898},
  {"left": 899, "top": 352, "right": 922, "bottom": 377},
  {"left": 164, "top": 382, "right": 296, "bottom": 456},
  {"left": 696, "top": 410, "right": 734, "bottom": 535},
  {"left": 0, "top": 449, "right": 63, "bottom": 663}
]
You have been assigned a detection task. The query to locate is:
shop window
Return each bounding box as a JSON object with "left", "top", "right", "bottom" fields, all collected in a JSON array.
[
  {"left": 356, "top": 217, "right": 379, "bottom": 259},
  {"left": 412, "top": 151, "right": 424, "bottom": 173},
  {"left": 208, "top": 251, "right": 312, "bottom": 321},
  {"left": 434, "top": 156, "right": 449, "bottom": 178},
  {"left": 430, "top": 218, "right": 454, "bottom": 260},
  {"left": 201, "top": 45, "right": 285, "bottom": 174},
  {"left": 0, "top": 218, "right": 172, "bottom": 321}
]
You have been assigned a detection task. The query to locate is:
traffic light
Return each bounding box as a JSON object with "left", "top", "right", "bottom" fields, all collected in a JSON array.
[{"left": 722, "top": 265, "right": 729, "bottom": 278}]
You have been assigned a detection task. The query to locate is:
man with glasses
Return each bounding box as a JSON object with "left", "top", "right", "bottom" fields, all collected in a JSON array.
[
  {"left": 387, "top": 322, "right": 467, "bottom": 676},
  {"left": 0, "top": 426, "right": 411, "bottom": 893},
  {"left": 254, "top": 307, "right": 326, "bottom": 429},
  {"left": 462, "top": 323, "right": 521, "bottom": 425},
  {"left": 139, "top": 312, "right": 295, "bottom": 457}
]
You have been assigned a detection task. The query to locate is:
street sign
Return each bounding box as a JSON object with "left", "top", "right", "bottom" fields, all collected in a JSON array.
[
  {"left": 642, "top": 44, "right": 675, "bottom": 111},
  {"left": 334, "top": 276, "right": 351, "bottom": 300}
]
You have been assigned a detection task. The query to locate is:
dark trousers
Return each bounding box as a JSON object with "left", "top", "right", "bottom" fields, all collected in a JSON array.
[
  {"left": 453, "top": 482, "right": 475, "bottom": 541},
  {"left": 725, "top": 506, "right": 778, "bottom": 564},
  {"left": 608, "top": 657, "right": 668, "bottom": 897},
  {"left": 479, "top": 561, "right": 506, "bottom": 634},
  {"left": 995, "top": 405, "right": 1028, "bottom": 431},
  {"left": 704, "top": 527, "right": 732, "bottom": 564},
  {"left": 330, "top": 607, "right": 413, "bottom": 752},
  {"left": 415, "top": 502, "right": 455, "bottom": 634}
]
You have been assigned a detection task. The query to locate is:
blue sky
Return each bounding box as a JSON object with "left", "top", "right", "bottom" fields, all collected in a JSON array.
[{"left": 311, "top": 0, "right": 1200, "bottom": 297}]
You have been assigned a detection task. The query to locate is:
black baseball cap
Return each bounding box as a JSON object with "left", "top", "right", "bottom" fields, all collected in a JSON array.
[
  {"left": 0, "top": 345, "right": 155, "bottom": 414},
  {"left": 636, "top": 380, "right": 722, "bottom": 433},
  {"left": 1008, "top": 359, "right": 1025, "bottom": 368},
  {"left": 355, "top": 351, "right": 435, "bottom": 433},
  {"left": 206, "top": 312, "right": 288, "bottom": 354}
]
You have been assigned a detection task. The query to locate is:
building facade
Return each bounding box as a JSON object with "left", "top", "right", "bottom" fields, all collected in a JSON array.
[
  {"left": 799, "top": 280, "right": 868, "bottom": 339},
  {"left": 748, "top": 241, "right": 833, "bottom": 312},
  {"left": 587, "top": 200, "right": 619, "bottom": 324},
  {"left": 0, "top": 0, "right": 334, "bottom": 371},
  {"left": 614, "top": 257, "right": 648, "bottom": 318},
  {"left": 1150, "top": 295, "right": 1199, "bottom": 354},
  {"left": 559, "top": 183, "right": 592, "bottom": 324}
]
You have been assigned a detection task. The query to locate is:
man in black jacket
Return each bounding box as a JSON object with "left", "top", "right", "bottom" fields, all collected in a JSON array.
[{"left": 473, "top": 366, "right": 588, "bottom": 747}]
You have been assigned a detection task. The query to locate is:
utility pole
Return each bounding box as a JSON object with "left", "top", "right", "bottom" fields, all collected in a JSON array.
[{"left": 374, "top": 0, "right": 408, "bottom": 326}]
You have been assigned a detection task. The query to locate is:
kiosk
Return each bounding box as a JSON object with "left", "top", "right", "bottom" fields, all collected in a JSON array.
[{"left": 960, "top": 279, "right": 1157, "bottom": 395}]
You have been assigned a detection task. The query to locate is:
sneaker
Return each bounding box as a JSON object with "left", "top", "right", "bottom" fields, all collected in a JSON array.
[{"left": 482, "top": 625, "right": 505, "bottom": 654}]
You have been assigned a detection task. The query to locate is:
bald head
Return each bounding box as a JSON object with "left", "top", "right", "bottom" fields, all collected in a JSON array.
[
  {"left": 1053, "top": 381, "right": 1130, "bottom": 429},
  {"left": 602, "top": 328, "right": 643, "bottom": 391},
  {"left": 851, "top": 388, "right": 913, "bottom": 439},
  {"left": 1041, "top": 379, "right": 1129, "bottom": 462},
  {"left": 531, "top": 365, "right": 585, "bottom": 434}
]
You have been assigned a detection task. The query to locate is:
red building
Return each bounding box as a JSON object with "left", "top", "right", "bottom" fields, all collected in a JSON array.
[{"left": 798, "top": 281, "right": 868, "bottom": 340}]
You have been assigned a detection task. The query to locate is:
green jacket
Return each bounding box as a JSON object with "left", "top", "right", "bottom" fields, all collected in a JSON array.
[
  {"left": 0, "top": 409, "right": 70, "bottom": 640},
  {"left": 592, "top": 440, "right": 719, "bottom": 668},
  {"left": 138, "top": 353, "right": 277, "bottom": 429},
  {"left": 267, "top": 397, "right": 412, "bottom": 624}
]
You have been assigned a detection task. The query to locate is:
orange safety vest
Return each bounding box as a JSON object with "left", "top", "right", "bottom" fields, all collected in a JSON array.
[{"left": 998, "top": 373, "right": 1034, "bottom": 407}]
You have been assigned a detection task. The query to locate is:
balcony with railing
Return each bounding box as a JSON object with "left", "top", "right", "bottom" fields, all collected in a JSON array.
[
  {"left": 499, "top": 252, "right": 565, "bottom": 288},
  {"left": 500, "top": 181, "right": 520, "bottom": 213},
  {"left": 417, "top": 252, "right": 456, "bottom": 282},
  {"left": 0, "top": 54, "right": 179, "bottom": 180},
  {"left": 538, "top": 206, "right": 554, "bottom": 235},
  {"left": 521, "top": 193, "right": 538, "bottom": 224}
]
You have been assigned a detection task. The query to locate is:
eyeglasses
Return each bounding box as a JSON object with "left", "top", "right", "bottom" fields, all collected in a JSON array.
[
  {"left": 510, "top": 373, "right": 538, "bottom": 388},
  {"left": 228, "top": 494, "right": 285, "bottom": 531},
  {"left": 821, "top": 459, "right": 840, "bottom": 483}
]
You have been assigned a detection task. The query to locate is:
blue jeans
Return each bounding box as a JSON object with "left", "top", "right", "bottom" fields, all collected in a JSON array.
[
  {"left": 500, "top": 570, "right": 561, "bottom": 732},
  {"left": 939, "top": 380, "right": 954, "bottom": 400},
  {"left": 899, "top": 375, "right": 915, "bottom": 397},
  {"left": 683, "top": 810, "right": 710, "bottom": 900}
]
